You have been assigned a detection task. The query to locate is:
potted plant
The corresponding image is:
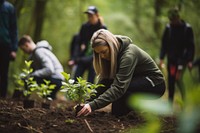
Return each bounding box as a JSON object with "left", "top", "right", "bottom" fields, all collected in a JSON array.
[
  {"left": 14, "top": 60, "right": 39, "bottom": 108},
  {"left": 60, "top": 72, "right": 103, "bottom": 115},
  {"left": 36, "top": 79, "right": 56, "bottom": 109}
]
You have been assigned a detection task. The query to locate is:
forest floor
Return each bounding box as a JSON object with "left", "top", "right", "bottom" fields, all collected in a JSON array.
[{"left": 0, "top": 97, "right": 177, "bottom": 133}]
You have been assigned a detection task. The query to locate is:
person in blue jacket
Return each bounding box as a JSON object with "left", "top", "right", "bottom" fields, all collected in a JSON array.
[{"left": 0, "top": 0, "right": 18, "bottom": 98}]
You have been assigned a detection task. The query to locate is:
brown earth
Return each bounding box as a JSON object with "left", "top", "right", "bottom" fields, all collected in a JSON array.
[{"left": 0, "top": 98, "right": 177, "bottom": 133}]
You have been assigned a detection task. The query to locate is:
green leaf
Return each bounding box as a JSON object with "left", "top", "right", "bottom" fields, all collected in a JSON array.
[{"left": 61, "top": 72, "right": 70, "bottom": 80}]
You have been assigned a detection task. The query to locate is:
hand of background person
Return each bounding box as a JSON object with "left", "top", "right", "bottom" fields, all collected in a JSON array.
[
  {"left": 77, "top": 104, "right": 92, "bottom": 117},
  {"left": 159, "top": 59, "right": 165, "bottom": 69},
  {"left": 68, "top": 60, "right": 75, "bottom": 67},
  {"left": 10, "top": 51, "right": 17, "bottom": 61},
  {"left": 187, "top": 62, "right": 193, "bottom": 70},
  {"left": 80, "top": 44, "right": 86, "bottom": 51}
]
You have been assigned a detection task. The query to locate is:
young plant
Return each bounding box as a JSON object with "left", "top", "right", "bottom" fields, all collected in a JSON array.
[
  {"left": 14, "top": 60, "right": 39, "bottom": 98},
  {"left": 37, "top": 79, "right": 56, "bottom": 102},
  {"left": 60, "top": 72, "right": 103, "bottom": 104}
]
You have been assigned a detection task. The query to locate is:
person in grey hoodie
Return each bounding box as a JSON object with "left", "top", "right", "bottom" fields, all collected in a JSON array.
[
  {"left": 77, "top": 29, "right": 166, "bottom": 117},
  {"left": 18, "top": 35, "right": 64, "bottom": 99}
]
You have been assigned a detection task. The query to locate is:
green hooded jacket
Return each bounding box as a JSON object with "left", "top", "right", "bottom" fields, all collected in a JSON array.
[{"left": 88, "top": 36, "right": 164, "bottom": 111}]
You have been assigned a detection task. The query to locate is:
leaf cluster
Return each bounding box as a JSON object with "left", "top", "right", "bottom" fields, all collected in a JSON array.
[
  {"left": 60, "top": 72, "right": 103, "bottom": 104},
  {"left": 37, "top": 79, "right": 56, "bottom": 101},
  {"left": 14, "top": 60, "right": 56, "bottom": 100}
]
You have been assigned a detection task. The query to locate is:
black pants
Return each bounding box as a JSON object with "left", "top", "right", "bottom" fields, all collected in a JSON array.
[
  {"left": 74, "top": 62, "right": 95, "bottom": 83},
  {"left": 98, "top": 77, "right": 166, "bottom": 116},
  {"left": 0, "top": 46, "right": 10, "bottom": 98},
  {"left": 34, "top": 77, "right": 62, "bottom": 100},
  {"left": 167, "top": 63, "right": 185, "bottom": 103}
]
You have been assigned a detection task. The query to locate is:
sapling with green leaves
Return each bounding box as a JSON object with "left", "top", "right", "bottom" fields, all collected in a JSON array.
[
  {"left": 60, "top": 72, "right": 103, "bottom": 105},
  {"left": 14, "top": 60, "right": 39, "bottom": 99},
  {"left": 37, "top": 79, "right": 56, "bottom": 102}
]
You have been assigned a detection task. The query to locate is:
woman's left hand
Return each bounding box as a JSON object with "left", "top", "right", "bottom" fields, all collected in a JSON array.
[{"left": 77, "top": 104, "right": 92, "bottom": 117}]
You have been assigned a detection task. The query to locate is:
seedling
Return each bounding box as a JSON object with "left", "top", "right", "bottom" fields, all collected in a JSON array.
[
  {"left": 14, "top": 60, "right": 39, "bottom": 98},
  {"left": 60, "top": 72, "right": 103, "bottom": 103},
  {"left": 37, "top": 79, "right": 56, "bottom": 102},
  {"left": 60, "top": 72, "right": 104, "bottom": 114},
  {"left": 14, "top": 60, "right": 39, "bottom": 108}
]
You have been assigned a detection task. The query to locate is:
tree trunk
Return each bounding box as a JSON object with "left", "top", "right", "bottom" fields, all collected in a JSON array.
[
  {"left": 153, "top": 0, "right": 167, "bottom": 38},
  {"left": 33, "top": 0, "right": 48, "bottom": 42}
]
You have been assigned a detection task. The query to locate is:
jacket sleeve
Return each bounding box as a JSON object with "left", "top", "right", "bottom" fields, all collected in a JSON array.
[
  {"left": 160, "top": 26, "right": 169, "bottom": 60},
  {"left": 185, "top": 26, "right": 195, "bottom": 63},
  {"left": 79, "top": 24, "right": 87, "bottom": 45},
  {"left": 30, "top": 49, "right": 55, "bottom": 77},
  {"left": 88, "top": 53, "right": 138, "bottom": 111}
]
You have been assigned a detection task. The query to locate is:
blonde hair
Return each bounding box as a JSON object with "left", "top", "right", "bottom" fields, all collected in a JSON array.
[{"left": 91, "top": 29, "right": 120, "bottom": 79}]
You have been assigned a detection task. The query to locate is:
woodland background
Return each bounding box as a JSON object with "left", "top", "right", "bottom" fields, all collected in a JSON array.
[{"left": 7, "top": 0, "right": 200, "bottom": 95}]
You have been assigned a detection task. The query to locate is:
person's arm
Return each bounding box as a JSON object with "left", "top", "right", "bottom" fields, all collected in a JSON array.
[
  {"left": 79, "top": 24, "right": 87, "bottom": 52},
  {"left": 9, "top": 6, "right": 18, "bottom": 52},
  {"left": 9, "top": 5, "right": 18, "bottom": 60},
  {"left": 30, "top": 49, "right": 55, "bottom": 77},
  {"left": 185, "top": 26, "right": 195, "bottom": 67},
  {"left": 159, "top": 26, "right": 169, "bottom": 67},
  {"left": 88, "top": 52, "right": 138, "bottom": 111}
]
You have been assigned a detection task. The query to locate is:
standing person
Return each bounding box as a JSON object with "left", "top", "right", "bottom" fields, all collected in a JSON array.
[
  {"left": 159, "top": 8, "right": 195, "bottom": 104},
  {"left": 68, "top": 6, "right": 107, "bottom": 83},
  {"left": 67, "top": 33, "right": 80, "bottom": 78},
  {"left": 0, "top": 0, "right": 18, "bottom": 98},
  {"left": 77, "top": 29, "right": 166, "bottom": 117},
  {"left": 18, "top": 35, "right": 64, "bottom": 100}
]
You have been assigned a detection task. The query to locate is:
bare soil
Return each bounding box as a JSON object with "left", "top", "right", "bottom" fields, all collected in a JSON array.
[{"left": 0, "top": 98, "right": 177, "bottom": 133}]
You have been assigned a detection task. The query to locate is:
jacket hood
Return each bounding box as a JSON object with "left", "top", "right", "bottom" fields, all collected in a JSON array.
[
  {"left": 115, "top": 35, "right": 132, "bottom": 46},
  {"left": 36, "top": 40, "right": 52, "bottom": 51}
]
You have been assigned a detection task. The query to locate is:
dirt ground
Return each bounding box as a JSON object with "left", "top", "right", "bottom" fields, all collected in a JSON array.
[{"left": 0, "top": 97, "right": 177, "bottom": 133}]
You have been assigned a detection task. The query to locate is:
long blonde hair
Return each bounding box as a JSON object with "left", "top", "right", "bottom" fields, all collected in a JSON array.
[{"left": 91, "top": 29, "right": 120, "bottom": 79}]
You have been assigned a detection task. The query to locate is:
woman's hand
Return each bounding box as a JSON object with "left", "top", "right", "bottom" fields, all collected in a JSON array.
[{"left": 77, "top": 104, "right": 92, "bottom": 117}]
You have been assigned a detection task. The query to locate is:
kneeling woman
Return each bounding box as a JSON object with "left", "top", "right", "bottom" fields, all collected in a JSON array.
[{"left": 77, "top": 29, "right": 166, "bottom": 117}]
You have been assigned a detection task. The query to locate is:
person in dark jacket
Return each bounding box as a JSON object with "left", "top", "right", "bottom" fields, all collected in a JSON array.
[
  {"left": 18, "top": 35, "right": 64, "bottom": 99},
  {"left": 159, "top": 8, "right": 195, "bottom": 104},
  {"left": 77, "top": 29, "right": 166, "bottom": 117},
  {"left": 67, "top": 33, "right": 80, "bottom": 78},
  {"left": 68, "top": 6, "right": 107, "bottom": 83},
  {"left": 0, "top": 0, "right": 18, "bottom": 98}
]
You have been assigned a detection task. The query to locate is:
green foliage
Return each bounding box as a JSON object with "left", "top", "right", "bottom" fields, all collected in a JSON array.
[
  {"left": 60, "top": 72, "right": 104, "bottom": 104},
  {"left": 127, "top": 94, "right": 172, "bottom": 133},
  {"left": 37, "top": 79, "right": 56, "bottom": 101},
  {"left": 177, "top": 85, "right": 200, "bottom": 133},
  {"left": 14, "top": 60, "right": 39, "bottom": 98},
  {"left": 14, "top": 60, "right": 56, "bottom": 100},
  {"left": 128, "top": 84, "right": 200, "bottom": 133}
]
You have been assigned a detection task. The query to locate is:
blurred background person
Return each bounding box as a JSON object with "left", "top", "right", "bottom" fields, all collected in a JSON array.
[
  {"left": 0, "top": 0, "right": 18, "bottom": 98},
  {"left": 18, "top": 35, "right": 64, "bottom": 100},
  {"left": 159, "top": 7, "right": 195, "bottom": 104},
  {"left": 67, "top": 33, "right": 80, "bottom": 78},
  {"left": 68, "top": 6, "right": 107, "bottom": 83}
]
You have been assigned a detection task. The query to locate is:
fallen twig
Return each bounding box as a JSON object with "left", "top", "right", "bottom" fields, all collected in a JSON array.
[
  {"left": 32, "top": 108, "right": 46, "bottom": 114},
  {"left": 17, "top": 123, "right": 43, "bottom": 133},
  {"left": 84, "top": 119, "right": 93, "bottom": 133}
]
